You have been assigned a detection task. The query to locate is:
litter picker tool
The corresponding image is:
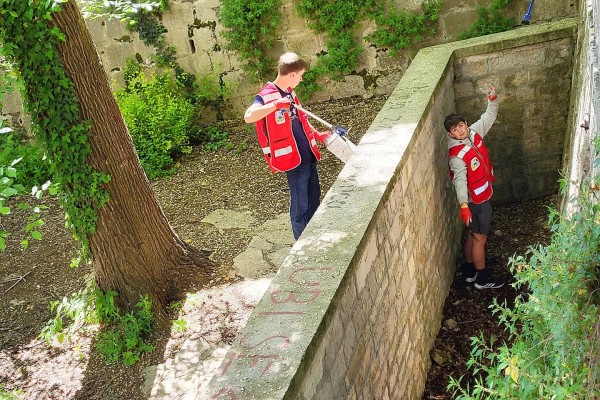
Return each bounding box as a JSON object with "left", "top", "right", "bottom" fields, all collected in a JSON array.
[
  {"left": 294, "top": 104, "right": 357, "bottom": 163},
  {"left": 522, "top": 0, "right": 534, "bottom": 24}
]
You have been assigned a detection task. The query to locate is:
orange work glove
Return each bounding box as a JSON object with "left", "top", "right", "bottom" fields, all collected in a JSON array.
[
  {"left": 314, "top": 130, "right": 332, "bottom": 144},
  {"left": 480, "top": 83, "right": 497, "bottom": 101},
  {"left": 273, "top": 98, "right": 292, "bottom": 110},
  {"left": 459, "top": 205, "right": 472, "bottom": 226}
]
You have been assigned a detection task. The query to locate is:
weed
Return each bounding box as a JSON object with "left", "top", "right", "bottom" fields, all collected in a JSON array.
[
  {"left": 40, "top": 284, "right": 155, "bottom": 366},
  {"left": 447, "top": 140, "right": 600, "bottom": 399}
]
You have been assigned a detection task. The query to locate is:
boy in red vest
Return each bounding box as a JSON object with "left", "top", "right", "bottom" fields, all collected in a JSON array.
[
  {"left": 445, "top": 84, "right": 505, "bottom": 289},
  {"left": 244, "top": 53, "right": 331, "bottom": 240}
]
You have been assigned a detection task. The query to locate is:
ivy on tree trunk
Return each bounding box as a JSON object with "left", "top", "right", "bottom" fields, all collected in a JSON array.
[{"left": 0, "top": 0, "right": 217, "bottom": 323}]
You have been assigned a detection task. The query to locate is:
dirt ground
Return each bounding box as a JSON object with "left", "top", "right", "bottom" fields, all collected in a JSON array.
[{"left": 0, "top": 94, "right": 555, "bottom": 399}]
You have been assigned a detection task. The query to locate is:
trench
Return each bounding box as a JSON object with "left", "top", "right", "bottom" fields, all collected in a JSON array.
[{"left": 204, "top": 19, "right": 582, "bottom": 399}]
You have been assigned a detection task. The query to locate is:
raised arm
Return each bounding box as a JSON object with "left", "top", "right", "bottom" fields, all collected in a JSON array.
[{"left": 470, "top": 84, "right": 499, "bottom": 138}]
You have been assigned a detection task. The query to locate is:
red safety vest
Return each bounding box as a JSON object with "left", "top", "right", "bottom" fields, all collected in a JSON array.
[
  {"left": 255, "top": 82, "right": 321, "bottom": 173},
  {"left": 448, "top": 131, "right": 494, "bottom": 204}
]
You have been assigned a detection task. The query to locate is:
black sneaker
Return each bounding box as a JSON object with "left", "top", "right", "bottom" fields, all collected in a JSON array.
[
  {"left": 474, "top": 269, "right": 505, "bottom": 289},
  {"left": 461, "top": 262, "right": 477, "bottom": 283}
]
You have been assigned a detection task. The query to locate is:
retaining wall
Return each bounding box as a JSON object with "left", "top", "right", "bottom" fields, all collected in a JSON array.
[
  {"left": 0, "top": 0, "right": 578, "bottom": 125},
  {"left": 202, "top": 19, "right": 578, "bottom": 400}
]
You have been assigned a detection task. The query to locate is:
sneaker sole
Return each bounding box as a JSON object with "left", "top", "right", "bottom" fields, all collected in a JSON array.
[{"left": 474, "top": 282, "right": 505, "bottom": 289}]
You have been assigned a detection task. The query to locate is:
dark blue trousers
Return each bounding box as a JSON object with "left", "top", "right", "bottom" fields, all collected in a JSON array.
[{"left": 286, "top": 161, "right": 321, "bottom": 240}]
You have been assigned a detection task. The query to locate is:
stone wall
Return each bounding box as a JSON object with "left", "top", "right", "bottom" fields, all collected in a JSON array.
[
  {"left": 561, "top": 0, "right": 600, "bottom": 214},
  {"left": 202, "top": 20, "right": 577, "bottom": 400},
  {"left": 453, "top": 37, "right": 575, "bottom": 204},
  {"left": 0, "top": 0, "right": 578, "bottom": 125}
]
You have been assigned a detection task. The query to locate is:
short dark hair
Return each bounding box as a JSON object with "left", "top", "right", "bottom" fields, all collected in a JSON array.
[
  {"left": 277, "top": 52, "right": 308, "bottom": 76},
  {"left": 444, "top": 114, "right": 467, "bottom": 132}
]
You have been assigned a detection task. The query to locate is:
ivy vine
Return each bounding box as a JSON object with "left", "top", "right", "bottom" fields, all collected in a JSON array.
[
  {"left": 0, "top": 0, "right": 110, "bottom": 257},
  {"left": 218, "top": 0, "right": 439, "bottom": 96},
  {"left": 459, "top": 0, "right": 517, "bottom": 40},
  {"left": 299, "top": 0, "right": 440, "bottom": 96},
  {"left": 219, "top": 0, "right": 282, "bottom": 82}
]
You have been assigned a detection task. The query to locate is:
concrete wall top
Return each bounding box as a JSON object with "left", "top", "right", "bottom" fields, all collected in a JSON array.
[{"left": 203, "top": 18, "right": 578, "bottom": 399}]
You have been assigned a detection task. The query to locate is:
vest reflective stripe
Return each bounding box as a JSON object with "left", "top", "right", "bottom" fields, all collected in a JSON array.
[
  {"left": 262, "top": 93, "right": 280, "bottom": 103},
  {"left": 457, "top": 146, "right": 471, "bottom": 159},
  {"left": 254, "top": 82, "right": 322, "bottom": 173},
  {"left": 473, "top": 181, "right": 489, "bottom": 195},
  {"left": 448, "top": 131, "right": 494, "bottom": 204},
  {"left": 274, "top": 146, "right": 293, "bottom": 157}
]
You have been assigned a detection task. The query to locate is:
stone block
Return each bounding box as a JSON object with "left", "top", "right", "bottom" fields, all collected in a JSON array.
[
  {"left": 285, "top": 32, "right": 325, "bottom": 60},
  {"left": 544, "top": 38, "right": 574, "bottom": 66},
  {"left": 1, "top": 90, "right": 24, "bottom": 115},
  {"left": 440, "top": 0, "right": 480, "bottom": 13},
  {"left": 85, "top": 17, "right": 107, "bottom": 45},
  {"left": 191, "top": 0, "right": 220, "bottom": 20},
  {"left": 372, "top": 70, "right": 404, "bottom": 97},
  {"left": 281, "top": 3, "right": 308, "bottom": 34},
  {"left": 264, "top": 40, "right": 288, "bottom": 62},
  {"left": 454, "top": 54, "right": 488, "bottom": 80},
  {"left": 104, "top": 17, "right": 129, "bottom": 38},
  {"left": 502, "top": 70, "right": 530, "bottom": 89},
  {"left": 103, "top": 42, "right": 136, "bottom": 71},
  {"left": 454, "top": 80, "right": 475, "bottom": 98},
  {"left": 487, "top": 46, "right": 545, "bottom": 72},
  {"left": 440, "top": 9, "right": 480, "bottom": 39}
]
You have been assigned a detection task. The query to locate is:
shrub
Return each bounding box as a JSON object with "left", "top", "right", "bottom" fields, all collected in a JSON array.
[
  {"left": 116, "top": 69, "right": 195, "bottom": 179},
  {"left": 40, "top": 285, "right": 154, "bottom": 366},
  {"left": 459, "top": 0, "right": 517, "bottom": 40},
  {"left": 448, "top": 149, "right": 600, "bottom": 398},
  {"left": 0, "top": 130, "right": 50, "bottom": 188}
]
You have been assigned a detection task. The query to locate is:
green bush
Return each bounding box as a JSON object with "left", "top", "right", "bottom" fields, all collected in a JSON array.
[
  {"left": 367, "top": 0, "right": 441, "bottom": 54},
  {"left": 40, "top": 285, "right": 154, "bottom": 366},
  {"left": 0, "top": 385, "right": 22, "bottom": 400},
  {"left": 220, "top": 0, "right": 282, "bottom": 82},
  {"left": 448, "top": 155, "right": 600, "bottom": 398},
  {"left": 0, "top": 130, "right": 50, "bottom": 188},
  {"left": 195, "top": 125, "right": 233, "bottom": 152},
  {"left": 459, "top": 0, "right": 517, "bottom": 40},
  {"left": 116, "top": 69, "right": 195, "bottom": 179}
]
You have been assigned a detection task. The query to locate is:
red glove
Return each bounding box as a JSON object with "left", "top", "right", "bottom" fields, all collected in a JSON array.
[
  {"left": 459, "top": 205, "right": 472, "bottom": 226},
  {"left": 480, "top": 83, "right": 497, "bottom": 101},
  {"left": 273, "top": 98, "right": 292, "bottom": 110},
  {"left": 314, "top": 130, "right": 332, "bottom": 144}
]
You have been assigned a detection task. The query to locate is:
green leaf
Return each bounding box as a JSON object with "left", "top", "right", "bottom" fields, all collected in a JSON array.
[
  {"left": 31, "top": 231, "right": 43, "bottom": 240},
  {"left": 0, "top": 206, "right": 10, "bottom": 215},
  {"left": 1, "top": 188, "right": 18, "bottom": 197}
]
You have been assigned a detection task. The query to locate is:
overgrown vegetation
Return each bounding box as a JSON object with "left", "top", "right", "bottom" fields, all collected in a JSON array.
[
  {"left": 0, "top": 385, "right": 21, "bottom": 400},
  {"left": 367, "top": 0, "right": 441, "bottom": 55},
  {"left": 219, "top": 0, "right": 440, "bottom": 97},
  {"left": 116, "top": 63, "right": 195, "bottom": 179},
  {"left": 40, "top": 285, "right": 154, "bottom": 366},
  {"left": 459, "top": 0, "right": 517, "bottom": 40},
  {"left": 0, "top": 0, "right": 110, "bottom": 258},
  {"left": 296, "top": 0, "right": 440, "bottom": 97},
  {"left": 448, "top": 141, "right": 600, "bottom": 398},
  {"left": 219, "top": 0, "right": 282, "bottom": 82},
  {"left": 116, "top": 60, "right": 235, "bottom": 178},
  {"left": 0, "top": 130, "right": 50, "bottom": 188}
]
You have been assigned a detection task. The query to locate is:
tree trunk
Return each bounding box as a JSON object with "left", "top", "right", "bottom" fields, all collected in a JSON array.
[{"left": 50, "top": 1, "right": 216, "bottom": 321}]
